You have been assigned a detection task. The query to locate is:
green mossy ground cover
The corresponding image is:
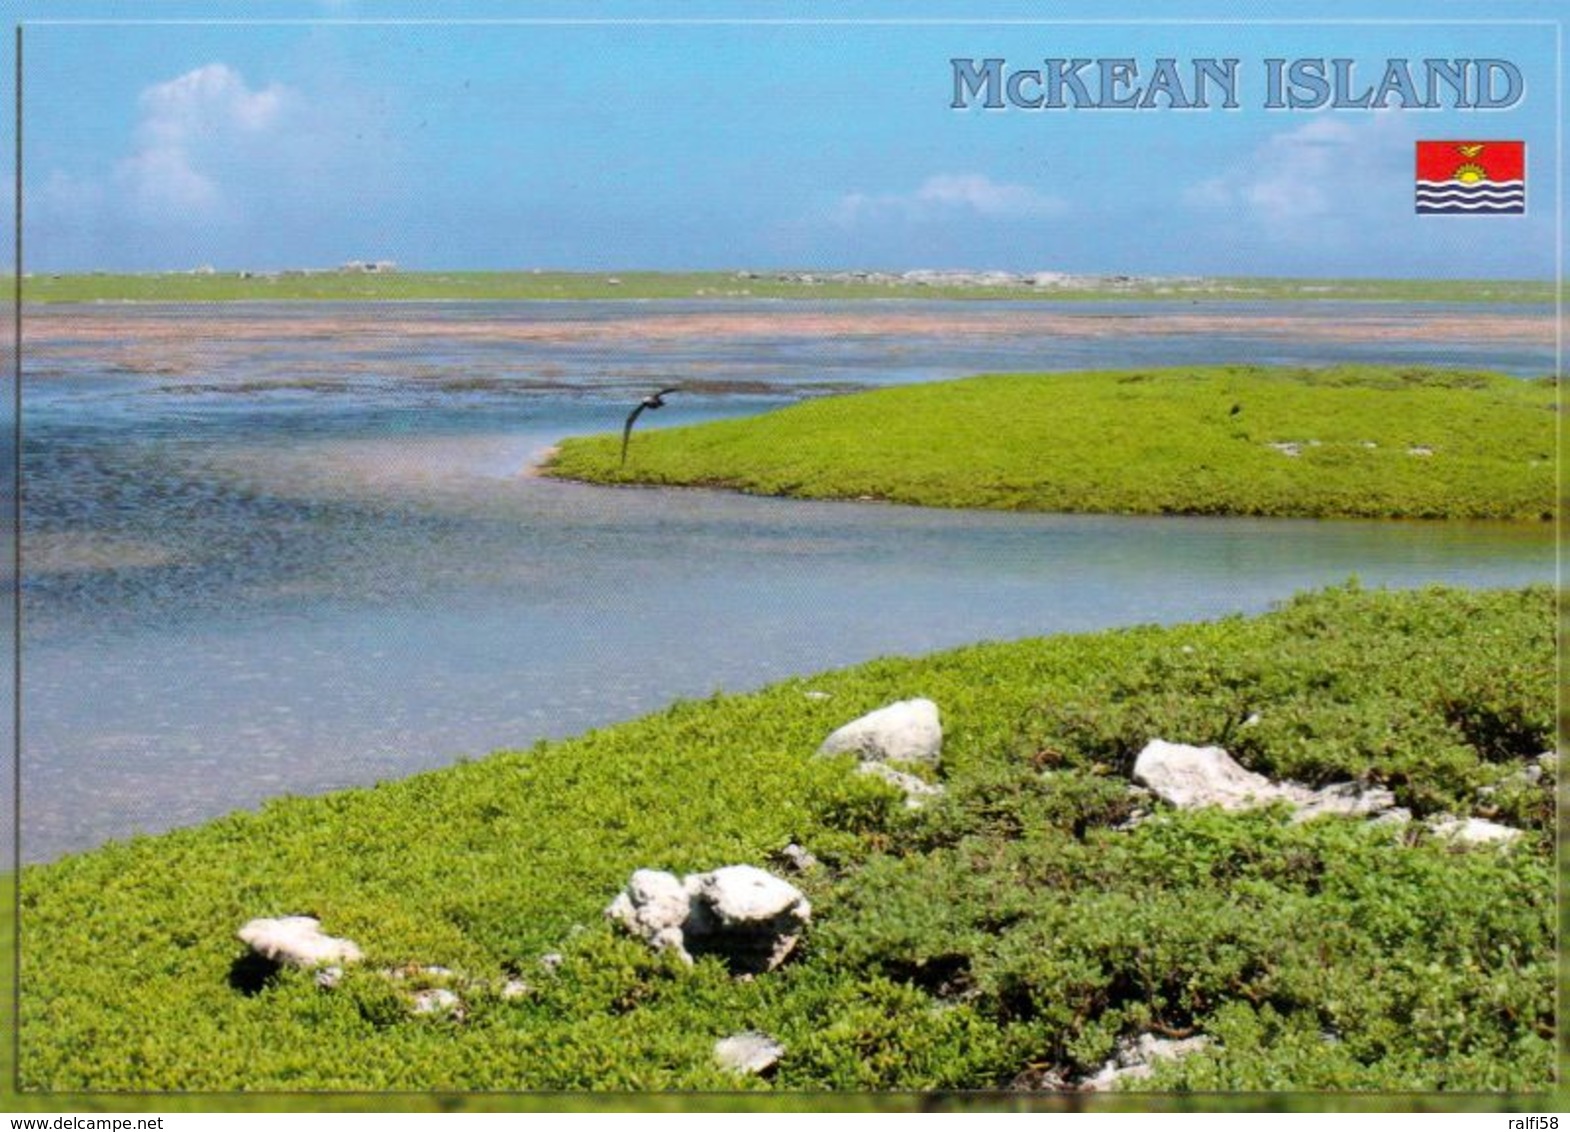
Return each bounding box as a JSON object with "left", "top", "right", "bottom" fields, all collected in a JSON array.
[
  {"left": 547, "top": 366, "right": 1557, "bottom": 521},
  {"left": 17, "top": 585, "right": 1555, "bottom": 1093}
]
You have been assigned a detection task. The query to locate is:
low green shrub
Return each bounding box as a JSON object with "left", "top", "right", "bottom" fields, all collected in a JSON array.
[
  {"left": 17, "top": 584, "right": 1555, "bottom": 1092},
  {"left": 547, "top": 366, "right": 1557, "bottom": 521}
]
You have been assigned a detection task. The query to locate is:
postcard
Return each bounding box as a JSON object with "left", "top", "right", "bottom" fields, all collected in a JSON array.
[{"left": 5, "top": 0, "right": 1560, "bottom": 1113}]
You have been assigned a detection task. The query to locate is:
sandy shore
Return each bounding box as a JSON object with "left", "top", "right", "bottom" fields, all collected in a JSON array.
[
  {"left": 524, "top": 445, "right": 561, "bottom": 476},
  {"left": 22, "top": 305, "right": 1556, "bottom": 391},
  {"left": 24, "top": 306, "right": 1556, "bottom": 357}
]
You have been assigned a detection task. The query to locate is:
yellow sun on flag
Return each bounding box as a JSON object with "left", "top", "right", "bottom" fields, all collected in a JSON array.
[{"left": 1452, "top": 162, "right": 1489, "bottom": 183}]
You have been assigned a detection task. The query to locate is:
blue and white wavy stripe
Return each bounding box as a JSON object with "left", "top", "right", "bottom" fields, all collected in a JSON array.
[{"left": 1415, "top": 179, "right": 1525, "bottom": 213}]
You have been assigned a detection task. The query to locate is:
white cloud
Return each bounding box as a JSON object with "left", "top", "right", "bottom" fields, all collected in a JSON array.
[
  {"left": 27, "top": 61, "right": 403, "bottom": 270},
  {"left": 911, "top": 174, "right": 1066, "bottom": 218},
  {"left": 837, "top": 173, "right": 1066, "bottom": 225},
  {"left": 138, "top": 63, "right": 286, "bottom": 142},
  {"left": 1184, "top": 115, "right": 1416, "bottom": 238},
  {"left": 113, "top": 63, "right": 294, "bottom": 222},
  {"left": 116, "top": 146, "right": 220, "bottom": 216}
]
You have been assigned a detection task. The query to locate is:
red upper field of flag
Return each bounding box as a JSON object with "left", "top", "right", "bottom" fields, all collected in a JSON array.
[{"left": 1415, "top": 140, "right": 1525, "bottom": 182}]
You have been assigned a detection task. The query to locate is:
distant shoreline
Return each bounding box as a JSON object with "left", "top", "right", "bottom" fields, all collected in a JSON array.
[{"left": 15, "top": 269, "right": 1556, "bottom": 305}]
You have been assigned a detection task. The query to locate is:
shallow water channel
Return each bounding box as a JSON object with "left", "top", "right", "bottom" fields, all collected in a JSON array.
[{"left": 18, "top": 300, "right": 1557, "bottom": 860}]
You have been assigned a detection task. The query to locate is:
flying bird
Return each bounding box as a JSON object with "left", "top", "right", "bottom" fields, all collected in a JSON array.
[
  {"left": 621, "top": 386, "right": 681, "bottom": 465},
  {"left": 1229, "top": 402, "right": 1243, "bottom": 417}
]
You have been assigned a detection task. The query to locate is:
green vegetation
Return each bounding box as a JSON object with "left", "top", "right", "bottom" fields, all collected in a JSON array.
[
  {"left": 17, "top": 585, "right": 1555, "bottom": 1094},
  {"left": 16, "top": 270, "right": 1555, "bottom": 304},
  {"left": 548, "top": 365, "right": 1558, "bottom": 521}
]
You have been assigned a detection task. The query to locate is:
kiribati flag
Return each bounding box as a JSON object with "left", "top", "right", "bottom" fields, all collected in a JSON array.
[{"left": 1415, "top": 141, "right": 1525, "bottom": 214}]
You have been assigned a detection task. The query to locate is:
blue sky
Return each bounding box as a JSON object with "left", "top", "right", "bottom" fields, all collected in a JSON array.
[{"left": 8, "top": 0, "right": 1563, "bottom": 276}]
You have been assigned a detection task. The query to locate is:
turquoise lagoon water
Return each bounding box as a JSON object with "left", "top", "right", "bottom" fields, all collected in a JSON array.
[{"left": 17, "top": 300, "right": 1556, "bottom": 859}]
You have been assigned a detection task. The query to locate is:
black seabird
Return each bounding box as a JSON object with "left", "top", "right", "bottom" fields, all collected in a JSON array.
[{"left": 621, "top": 386, "right": 681, "bottom": 465}]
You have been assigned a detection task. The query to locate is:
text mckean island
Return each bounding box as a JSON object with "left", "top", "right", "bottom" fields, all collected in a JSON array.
[{"left": 950, "top": 56, "right": 1524, "bottom": 110}]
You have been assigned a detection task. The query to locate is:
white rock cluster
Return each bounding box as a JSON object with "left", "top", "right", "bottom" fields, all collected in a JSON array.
[
  {"left": 775, "top": 843, "right": 819, "bottom": 873},
  {"left": 237, "top": 916, "right": 363, "bottom": 968},
  {"left": 606, "top": 864, "right": 812, "bottom": 974},
  {"left": 235, "top": 919, "right": 499, "bottom": 1019},
  {"left": 818, "top": 697, "right": 945, "bottom": 807},
  {"left": 1132, "top": 739, "right": 1394, "bottom": 818},
  {"left": 410, "top": 987, "right": 464, "bottom": 1019},
  {"left": 817, "top": 697, "right": 943, "bottom": 764},
  {"left": 713, "top": 1031, "right": 785, "bottom": 1075},
  {"left": 1130, "top": 738, "right": 1524, "bottom": 845},
  {"left": 1427, "top": 816, "right": 1523, "bottom": 845},
  {"left": 857, "top": 761, "right": 945, "bottom": 806},
  {"left": 1131, "top": 740, "right": 1279, "bottom": 811},
  {"left": 1290, "top": 780, "right": 1402, "bottom": 822},
  {"left": 1080, "top": 1033, "right": 1212, "bottom": 1091},
  {"left": 1503, "top": 751, "right": 1558, "bottom": 788}
]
